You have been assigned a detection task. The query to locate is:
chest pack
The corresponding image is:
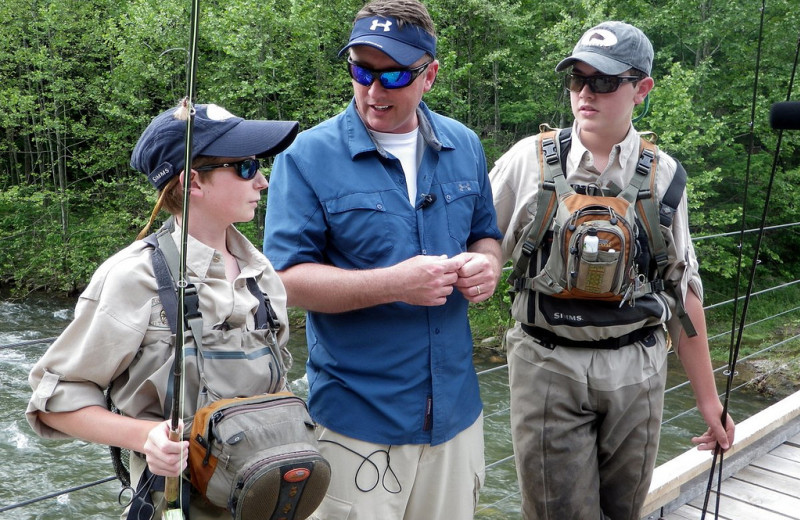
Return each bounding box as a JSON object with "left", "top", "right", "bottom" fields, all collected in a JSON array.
[
  {"left": 507, "top": 127, "right": 696, "bottom": 348},
  {"left": 116, "top": 220, "right": 329, "bottom": 520}
]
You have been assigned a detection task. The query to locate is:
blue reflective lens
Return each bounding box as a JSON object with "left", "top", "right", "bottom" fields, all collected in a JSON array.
[
  {"left": 347, "top": 59, "right": 430, "bottom": 89},
  {"left": 195, "top": 158, "right": 261, "bottom": 180}
]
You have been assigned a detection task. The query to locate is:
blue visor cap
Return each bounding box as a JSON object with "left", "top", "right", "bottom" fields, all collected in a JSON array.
[
  {"left": 338, "top": 16, "right": 436, "bottom": 67},
  {"left": 131, "top": 104, "right": 299, "bottom": 190}
]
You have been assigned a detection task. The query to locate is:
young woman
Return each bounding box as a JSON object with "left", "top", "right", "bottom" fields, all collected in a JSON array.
[{"left": 27, "top": 101, "right": 298, "bottom": 519}]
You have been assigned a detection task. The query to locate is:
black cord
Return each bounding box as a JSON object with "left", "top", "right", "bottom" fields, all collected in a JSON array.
[{"left": 318, "top": 439, "right": 402, "bottom": 494}]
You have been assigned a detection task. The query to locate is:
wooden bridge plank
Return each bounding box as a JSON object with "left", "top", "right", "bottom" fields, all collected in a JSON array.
[
  {"left": 770, "top": 443, "right": 800, "bottom": 463},
  {"left": 751, "top": 452, "right": 800, "bottom": 480},
  {"left": 687, "top": 490, "right": 795, "bottom": 520},
  {"left": 734, "top": 465, "right": 800, "bottom": 497},
  {"left": 662, "top": 504, "right": 719, "bottom": 520},
  {"left": 699, "top": 477, "right": 800, "bottom": 518}
]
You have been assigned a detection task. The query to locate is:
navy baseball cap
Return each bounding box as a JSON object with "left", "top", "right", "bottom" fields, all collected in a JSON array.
[
  {"left": 555, "top": 21, "right": 653, "bottom": 76},
  {"left": 131, "top": 103, "right": 299, "bottom": 190},
  {"left": 338, "top": 16, "right": 436, "bottom": 67}
]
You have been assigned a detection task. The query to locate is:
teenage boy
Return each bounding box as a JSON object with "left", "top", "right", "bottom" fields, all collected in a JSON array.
[{"left": 490, "top": 21, "right": 735, "bottom": 520}]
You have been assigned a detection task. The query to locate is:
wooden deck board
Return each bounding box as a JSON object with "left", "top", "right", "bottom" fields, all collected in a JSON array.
[
  {"left": 751, "top": 452, "right": 800, "bottom": 479},
  {"left": 771, "top": 443, "right": 800, "bottom": 463},
  {"left": 715, "top": 477, "right": 800, "bottom": 516},
  {"left": 642, "top": 390, "right": 800, "bottom": 520},
  {"left": 662, "top": 504, "right": 723, "bottom": 519},
  {"left": 734, "top": 465, "right": 800, "bottom": 497},
  {"left": 686, "top": 489, "right": 795, "bottom": 519}
]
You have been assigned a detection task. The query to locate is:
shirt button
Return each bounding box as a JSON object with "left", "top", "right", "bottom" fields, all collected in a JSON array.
[
  {"left": 434, "top": 328, "right": 440, "bottom": 334},
  {"left": 376, "top": 203, "right": 384, "bottom": 210},
  {"left": 445, "top": 194, "right": 452, "bottom": 201}
]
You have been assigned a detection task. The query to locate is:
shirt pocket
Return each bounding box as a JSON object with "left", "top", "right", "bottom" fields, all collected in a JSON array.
[
  {"left": 323, "top": 192, "right": 402, "bottom": 267},
  {"left": 440, "top": 180, "right": 480, "bottom": 247}
]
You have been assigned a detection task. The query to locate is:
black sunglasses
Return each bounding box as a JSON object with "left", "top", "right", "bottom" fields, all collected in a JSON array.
[
  {"left": 347, "top": 57, "right": 432, "bottom": 89},
  {"left": 563, "top": 73, "right": 641, "bottom": 94},
  {"left": 194, "top": 158, "right": 261, "bottom": 180}
]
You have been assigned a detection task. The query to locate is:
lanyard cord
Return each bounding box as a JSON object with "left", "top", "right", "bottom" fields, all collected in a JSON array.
[{"left": 700, "top": 2, "right": 799, "bottom": 517}]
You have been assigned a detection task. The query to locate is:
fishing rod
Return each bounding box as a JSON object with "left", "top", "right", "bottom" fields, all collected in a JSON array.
[
  {"left": 165, "top": 0, "right": 201, "bottom": 517},
  {"left": 699, "top": 2, "right": 799, "bottom": 517},
  {"left": 699, "top": 2, "right": 767, "bottom": 517}
]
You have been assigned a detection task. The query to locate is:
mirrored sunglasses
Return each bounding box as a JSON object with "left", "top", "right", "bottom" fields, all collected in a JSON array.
[
  {"left": 347, "top": 58, "right": 432, "bottom": 89},
  {"left": 195, "top": 158, "right": 261, "bottom": 180},
  {"left": 563, "top": 73, "right": 641, "bottom": 94}
]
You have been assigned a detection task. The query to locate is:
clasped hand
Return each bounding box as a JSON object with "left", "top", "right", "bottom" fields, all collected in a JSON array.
[
  {"left": 143, "top": 420, "right": 189, "bottom": 477},
  {"left": 396, "top": 252, "right": 498, "bottom": 306}
]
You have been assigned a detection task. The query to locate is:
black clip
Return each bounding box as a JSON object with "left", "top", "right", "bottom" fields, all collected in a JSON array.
[
  {"left": 542, "top": 138, "right": 559, "bottom": 165},
  {"left": 636, "top": 149, "right": 654, "bottom": 176}
]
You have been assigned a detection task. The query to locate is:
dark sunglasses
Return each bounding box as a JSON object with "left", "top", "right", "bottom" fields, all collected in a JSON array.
[
  {"left": 563, "top": 73, "right": 641, "bottom": 94},
  {"left": 194, "top": 158, "right": 261, "bottom": 180},
  {"left": 347, "top": 57, "right": 432, "bottom": 89}
]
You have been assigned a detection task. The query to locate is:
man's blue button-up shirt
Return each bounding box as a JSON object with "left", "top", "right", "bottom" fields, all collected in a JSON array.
[{"left": 264, "top": 100, "right": 501, "bottom": 446}]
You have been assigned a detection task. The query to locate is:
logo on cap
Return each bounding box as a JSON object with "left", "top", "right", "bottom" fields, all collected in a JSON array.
[
  {"left": 370, "top": 19, "right": 393, "bottom": 32},
  {"left": 579, "top": 28, "right": 618, "bottom": 48}
]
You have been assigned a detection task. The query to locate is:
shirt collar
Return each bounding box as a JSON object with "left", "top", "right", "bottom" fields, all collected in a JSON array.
[
  {"left": 568, "top": 123, "right": 641, "bottom": 190},
  {"left": 169, "top": 224, "right": 267, "bottom": 281},
  {"left": 344, "top": 99, "right": 452, "bottom": 160}
]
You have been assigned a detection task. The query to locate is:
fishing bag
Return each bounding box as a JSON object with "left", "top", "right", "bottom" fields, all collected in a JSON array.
[
  {"left": 507, "top": 127, "right": 696, "bottom": 347},
  {"left": 189, "top": 392, "right": 331, "bottom": 520},
  {"left": 117, "top": 220, "right": 330, "bottom": 520}
]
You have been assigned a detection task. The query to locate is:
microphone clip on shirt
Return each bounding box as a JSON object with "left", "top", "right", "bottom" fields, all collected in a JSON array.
[{"left": 419, "top": 193, "right": 437, "bottom": 209}]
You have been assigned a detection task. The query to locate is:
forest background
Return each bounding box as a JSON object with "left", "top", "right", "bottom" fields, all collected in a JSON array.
[{"left": 1, "top": 0, "right": 800, "bottom": 348}]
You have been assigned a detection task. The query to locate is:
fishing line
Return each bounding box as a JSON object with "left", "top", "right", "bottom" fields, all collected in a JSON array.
[
  {"left": 700, "top": 1, "right": 766, "bottom": 516},
  {"left": 700, "top": 2, "right": 799, "bottom": 517}
]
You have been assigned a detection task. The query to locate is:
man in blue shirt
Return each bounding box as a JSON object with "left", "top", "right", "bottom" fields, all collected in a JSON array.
[{"left": 263, "top": 1, "right": 502, "bottom": 518}]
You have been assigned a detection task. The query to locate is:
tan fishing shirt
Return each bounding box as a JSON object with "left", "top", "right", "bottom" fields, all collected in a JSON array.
[{"left": 27, "top": 225, "right": 290, "bottom": 439}]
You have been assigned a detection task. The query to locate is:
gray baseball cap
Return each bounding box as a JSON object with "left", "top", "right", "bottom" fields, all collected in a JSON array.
[{"left": 555, "top": 21, "right": 653, "bottom": 76}]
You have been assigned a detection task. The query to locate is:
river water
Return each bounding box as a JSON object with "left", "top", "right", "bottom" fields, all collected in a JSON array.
[{"left": 0, "top": 294, "right": 779, "bottom": 519}]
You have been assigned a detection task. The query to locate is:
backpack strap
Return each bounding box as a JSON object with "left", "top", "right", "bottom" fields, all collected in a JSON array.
[
  {"left": 144, "top": 220, "right": 282, "bottom": 417},
  {"left": 143, "top": 219, "right": 203, "bottom": 419},
  {"left": 508, "top": 129, "right": 697, "bottom": 337},
  {"left": 632, "top": 150, "right": 697, "bottom": 337},
  {"left": 508, "top": 127, "right": 571, "bottom": 291},
  {"left": 246, "top": 277, "right": 280, "bottom": 332}
]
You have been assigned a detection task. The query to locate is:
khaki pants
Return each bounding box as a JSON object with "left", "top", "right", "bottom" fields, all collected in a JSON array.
[
  {"left": 507, "top": 324, "right": 668, "bottom": 520},
  {"left": 310, "top": 414, "right": 485, "bottom": 520}
]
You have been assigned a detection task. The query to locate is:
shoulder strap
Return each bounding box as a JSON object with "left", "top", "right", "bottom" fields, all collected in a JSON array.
[
  {"left": 245, "top": 278, "right": 280, "bottom": 331},
  {"left": 508, "top": 127, "right": 571, "bottom": 290},
  {"left": 145, "top": 221, "right": 277, "bottom": 334},
  {"left": 631, "top": 144, "right": 696, "bottom": 337},
  {"left": 143, "top": 220, "right": 203, "bottom": 419}
]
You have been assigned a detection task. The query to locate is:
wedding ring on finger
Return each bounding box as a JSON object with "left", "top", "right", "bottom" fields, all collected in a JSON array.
[{"left": 475, "top": 285, "right": 482, "bottom": 296}]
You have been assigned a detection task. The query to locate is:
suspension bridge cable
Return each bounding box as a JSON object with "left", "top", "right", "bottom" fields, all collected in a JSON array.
[{"left": 702, "top": 3, "right": 798, "bottom": 517}]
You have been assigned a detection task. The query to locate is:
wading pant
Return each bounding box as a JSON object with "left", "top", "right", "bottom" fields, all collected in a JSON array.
[
  {"left": 507, "top": 323, "right": 668, "bottom": 520},
  {"left": 309, "top": 414, "right": 485, "bottom": 520},
  {"left": 125, "top": 454, "right": 227, "bottom": 520}
]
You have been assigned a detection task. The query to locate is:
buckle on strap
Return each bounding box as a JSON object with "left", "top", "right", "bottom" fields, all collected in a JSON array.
[
  {"left": 636, "top": 148, "right": 655, "bottom": 176},
  {"left": 542, "top": 138, "right": 559, "bottom": 165}
]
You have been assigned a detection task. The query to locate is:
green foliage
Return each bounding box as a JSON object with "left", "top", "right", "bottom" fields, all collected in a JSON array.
[{"left": 1, "top": 0, "right": 799, "bottom": 300}]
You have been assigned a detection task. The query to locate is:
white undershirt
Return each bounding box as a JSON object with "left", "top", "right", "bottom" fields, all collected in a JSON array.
[{"left": 372, "top": 128, "right": 420, "bottom": 205}]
